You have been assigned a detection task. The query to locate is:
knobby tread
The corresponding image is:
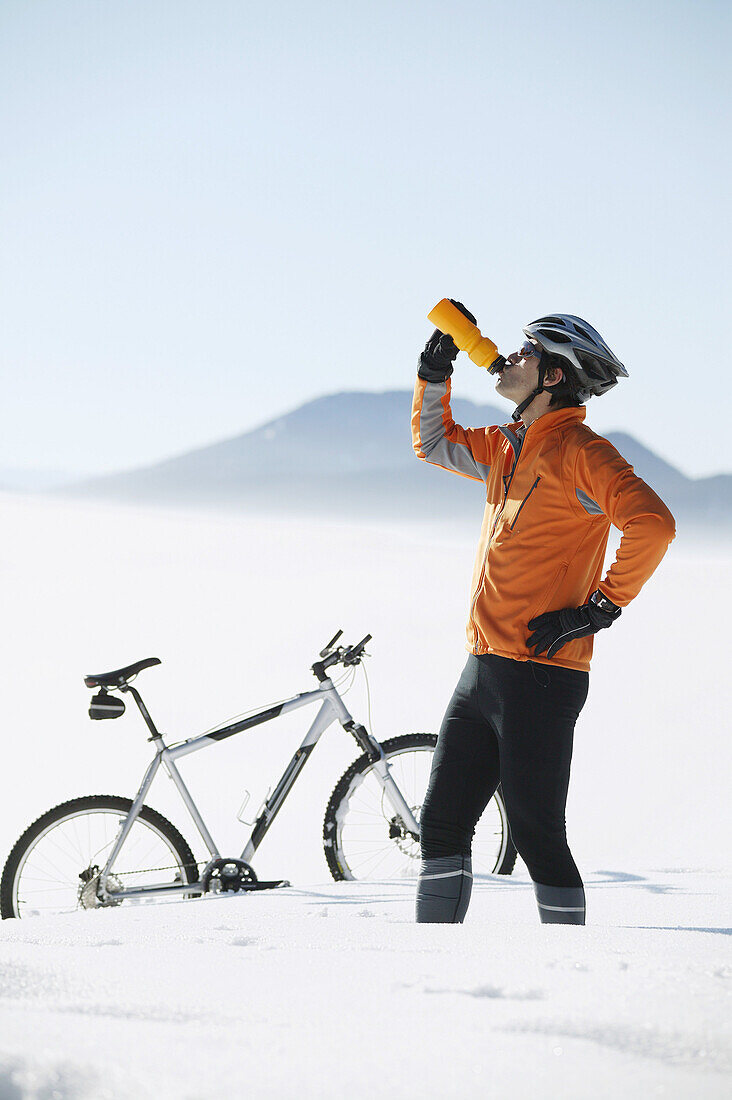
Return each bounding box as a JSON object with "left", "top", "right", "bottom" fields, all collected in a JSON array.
[{"left": 1, "top": 795, "right": 198, "bottom": 919}]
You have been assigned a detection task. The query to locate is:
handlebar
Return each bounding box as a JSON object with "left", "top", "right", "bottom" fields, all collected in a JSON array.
[
  {"left": 312, "top": 631, "right": 372, "bottom": 682},
  {"left": 345, "top": 634, "right": 372, "bottom": 663}
]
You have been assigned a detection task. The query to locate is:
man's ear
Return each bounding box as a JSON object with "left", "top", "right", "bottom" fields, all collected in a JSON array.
[{"left": 544, "top": 365, "right": 564, "bottom": 387}]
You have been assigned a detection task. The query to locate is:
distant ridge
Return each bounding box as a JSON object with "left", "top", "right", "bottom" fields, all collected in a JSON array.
[{"left": 65, "top": 390, "right": 729, "bottom": 529}]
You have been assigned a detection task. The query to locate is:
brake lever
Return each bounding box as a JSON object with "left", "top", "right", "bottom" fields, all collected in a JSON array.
[
  {"left": 343, "top": 634, "right": 372, "bottom": 665},
  {"left": 319, "top": 630, "right": 343, "bottom": 659}
]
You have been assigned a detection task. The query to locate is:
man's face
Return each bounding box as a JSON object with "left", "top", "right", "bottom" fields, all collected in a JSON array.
[{"left": 494, "top": 338, "right": 543, "bottom": 403}]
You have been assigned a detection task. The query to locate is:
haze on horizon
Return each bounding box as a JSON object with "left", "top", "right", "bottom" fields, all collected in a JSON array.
[{"left": 1, "top": 0, "right": 729, "bottom": 481}]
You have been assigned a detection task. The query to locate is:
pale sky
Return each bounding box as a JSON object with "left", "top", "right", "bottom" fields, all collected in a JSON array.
[{"left": 1, "top": 0, "right": 729, "bottom": 479}]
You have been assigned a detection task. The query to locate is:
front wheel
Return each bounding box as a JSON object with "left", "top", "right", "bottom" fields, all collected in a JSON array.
[
  {"left": 1, "top": 795, "right": 198, "bottom": 919},
  {"left": 323, "top": 733, "right": 517, "bottom": 882}
]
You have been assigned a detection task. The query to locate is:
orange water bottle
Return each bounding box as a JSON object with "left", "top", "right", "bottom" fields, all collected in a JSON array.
[{"left": 427, "top": 299, "right": 505, "bottom": 373}]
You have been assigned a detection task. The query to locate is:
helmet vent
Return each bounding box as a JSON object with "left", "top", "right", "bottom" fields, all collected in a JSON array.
[
  {"left": 573, "top": 324, "right": 593, "bottom": 341},
  {"left": 576, "top": 351, "right": 605, "bottom": 379}
]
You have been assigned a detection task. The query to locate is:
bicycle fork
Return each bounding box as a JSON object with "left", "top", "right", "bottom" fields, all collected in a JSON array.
[
  {"left": 318, "top": 674, "right": 421, "bottom": 837},
  {"left": 341, "top": 718, "right": 421, "bottom": 838},
  {"left": 371, "top": 756, "right": 421, "bottom": 837}
]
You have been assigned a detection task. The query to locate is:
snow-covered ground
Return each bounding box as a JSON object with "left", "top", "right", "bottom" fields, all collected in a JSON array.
[
  {"left": 1, "top": 872, "right": 730, "bottom": 1100},
  {"left": 0, "top": 493, "right": 729, "bottom": 1098}
]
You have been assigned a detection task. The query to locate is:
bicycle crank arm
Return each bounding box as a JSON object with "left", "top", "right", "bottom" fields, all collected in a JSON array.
[{"left": 228, "top": 879, "right": 291, "bottom": 892}]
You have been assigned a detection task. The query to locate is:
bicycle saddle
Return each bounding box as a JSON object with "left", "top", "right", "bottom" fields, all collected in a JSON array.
[{"left": 84, "top": 657, "right": 161, "bottom": 689}]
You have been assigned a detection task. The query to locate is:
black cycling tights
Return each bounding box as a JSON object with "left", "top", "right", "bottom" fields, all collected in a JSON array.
[{"left": 419, "top": 653, "right": 589, "bottom": 911}]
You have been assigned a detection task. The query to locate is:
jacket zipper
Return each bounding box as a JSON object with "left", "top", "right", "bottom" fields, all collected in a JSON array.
[
  {"left": 509, "top": 476, "right": 541, "bottom": 530},
  {"left": 469, "top": 439, "right": 524, "bottom": 645}
]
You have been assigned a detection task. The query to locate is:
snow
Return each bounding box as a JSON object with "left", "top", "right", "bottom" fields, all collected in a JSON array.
[
  {"left": 0, "top": 875, "right": 730, "bottom": 1099},
  {"left": 0, "top": 493, "right": 730, "bottom": 1098}
]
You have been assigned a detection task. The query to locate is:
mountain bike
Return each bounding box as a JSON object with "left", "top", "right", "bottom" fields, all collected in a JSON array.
[{"left": 1, "top": 631, "right": 517, "bottom": 918}]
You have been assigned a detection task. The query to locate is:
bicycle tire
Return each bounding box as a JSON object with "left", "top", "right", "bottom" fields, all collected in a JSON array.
[
  {"left": 323, "top": 733, "right": 517, "bottom": 882},
  {"left": 1, "top": 795, "right": 198, "bottom": 919}
]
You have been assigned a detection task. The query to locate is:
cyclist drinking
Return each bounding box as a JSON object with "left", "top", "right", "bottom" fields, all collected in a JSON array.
[{"left": 411, "top": 305, "right": 675, "bottom": 924}]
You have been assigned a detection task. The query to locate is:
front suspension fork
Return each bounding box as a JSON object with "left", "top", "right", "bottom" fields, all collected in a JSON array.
[{"left": 343, "top": 720, "right": 421, "bottom": 836}]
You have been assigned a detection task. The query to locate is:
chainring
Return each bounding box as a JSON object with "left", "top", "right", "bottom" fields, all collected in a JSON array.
[{"left": 201, "top": 858, "right": 258, "bottom": 894}]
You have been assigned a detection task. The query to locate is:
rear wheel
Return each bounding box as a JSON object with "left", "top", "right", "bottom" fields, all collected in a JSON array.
[
  {"left": 323, "top": 734, "right": 517, "bottom": 881},
  {"left": 1, "top": 795, "right": 198, "bottom": 919}
]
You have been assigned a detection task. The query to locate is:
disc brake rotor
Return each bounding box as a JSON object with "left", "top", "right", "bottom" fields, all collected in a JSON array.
[{"left": 388, "top": 804, "right": 422, "bottom": 858}]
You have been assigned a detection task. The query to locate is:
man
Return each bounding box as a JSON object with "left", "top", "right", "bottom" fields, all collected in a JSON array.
[{"left": 411, "top": 304, "right": 676, "bottom": 925}]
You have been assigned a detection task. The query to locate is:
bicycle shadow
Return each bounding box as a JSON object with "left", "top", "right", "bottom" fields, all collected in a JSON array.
[
  {"left": 587, "top": 870, "right": 683, "bottom": 894},
  {"left": 623, "top": 926, "right": 731, "bottom": 936},
  {"left": 473, "top": 868, "right": 691, "bottom": 896},
  {"left": 283, "top": 884, "right": 415, "bottom": 907},
  {"left": 275, "top": 867, "right": 708, "bottom": 916}
]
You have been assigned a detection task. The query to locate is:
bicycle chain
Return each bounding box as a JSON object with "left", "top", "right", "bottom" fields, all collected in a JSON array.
[{"left": 110, "top": 861, "right": 205, "bottom": 878}]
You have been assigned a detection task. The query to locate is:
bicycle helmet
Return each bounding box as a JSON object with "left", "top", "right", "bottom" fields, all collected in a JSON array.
[
  {"left": 523, "top": 314, "right": 628, "bottom": 402},
  {"left": 509, "top": 313, "right": 628, "bottom": 423}
]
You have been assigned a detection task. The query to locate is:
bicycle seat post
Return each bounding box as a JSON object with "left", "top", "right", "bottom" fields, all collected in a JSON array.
[{"left": 124, "top": 683, "right": 164, "bottom": 744}]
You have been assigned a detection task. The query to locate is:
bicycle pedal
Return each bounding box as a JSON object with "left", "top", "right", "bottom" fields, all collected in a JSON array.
[{"left": 239, "top": 879, "right": 291, "bottom": 891}]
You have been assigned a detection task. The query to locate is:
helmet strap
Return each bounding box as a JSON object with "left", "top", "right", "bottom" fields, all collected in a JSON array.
[{"left": 512, "top": 353, "right": 547, "bottom": 423}]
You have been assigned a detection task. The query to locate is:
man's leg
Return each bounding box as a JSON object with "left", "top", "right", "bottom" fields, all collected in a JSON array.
[
  {"left": 416, "top": 656, "right": 501, "bottom": 923},
  {"left": 415, "top": 853, "right": 474, "bottom": 924},
  {"left": 532, "top": 882, "right": 587, "bottom": 925},
  {"left": 477, "top": 656, "right": 590, "bottom": 925}
]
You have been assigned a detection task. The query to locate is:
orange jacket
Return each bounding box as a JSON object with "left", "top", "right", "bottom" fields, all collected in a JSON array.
[{"left": 412, "top": 376, "right": 676, "bottom": 672}]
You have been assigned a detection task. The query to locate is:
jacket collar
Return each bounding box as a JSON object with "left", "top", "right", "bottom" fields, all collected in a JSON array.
[{"left": 504, "top": 405, "right": 586, "bottom": 444}]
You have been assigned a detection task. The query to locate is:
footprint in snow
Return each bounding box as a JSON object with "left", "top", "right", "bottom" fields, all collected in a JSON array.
[
  {"left": 467, "top": 984, "right": 545, "bottom": 1001},
  {"left": 426, "top": 984, "right": 545, "bottom": 1001}
]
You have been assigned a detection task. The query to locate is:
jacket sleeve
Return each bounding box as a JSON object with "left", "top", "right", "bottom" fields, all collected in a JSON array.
[
  {"left": 573, "top": 436, "right": 676, "bottom": 607},
  {"left": 411, "top": 376, "right": 504, "bottom": 483}
]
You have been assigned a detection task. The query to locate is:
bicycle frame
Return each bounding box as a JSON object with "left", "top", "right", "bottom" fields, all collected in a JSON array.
[{"left": 98, "top": 674, "right": 421, "bottom": 903}]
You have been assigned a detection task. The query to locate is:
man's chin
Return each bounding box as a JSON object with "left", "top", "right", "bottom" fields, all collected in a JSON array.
[{"left": 495, "top": 380, "right": 526, "bottom": 406}]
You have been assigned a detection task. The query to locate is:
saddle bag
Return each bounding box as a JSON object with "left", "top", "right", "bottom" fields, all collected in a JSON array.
[{"left": 89, "top": 689, "right": 125, "bottom": 720}]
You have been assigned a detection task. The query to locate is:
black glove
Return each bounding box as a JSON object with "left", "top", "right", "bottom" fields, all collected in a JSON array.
[
  {"left": 418, "top": 300, "right": 477, "bottom": 383},
  {"left": 527, "top": 590, "right": 621, "bottom": 659}
]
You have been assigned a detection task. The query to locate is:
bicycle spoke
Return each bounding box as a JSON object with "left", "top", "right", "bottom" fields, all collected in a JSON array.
[{"left": 11, "top": 808, "right": 190, "bottom": 916}]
